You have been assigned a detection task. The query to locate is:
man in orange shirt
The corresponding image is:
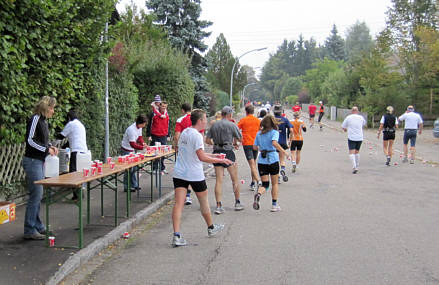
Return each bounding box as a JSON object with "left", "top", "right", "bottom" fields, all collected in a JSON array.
[
  {"left": 289, "top": 111, "right": 306, "bottom": 173},
  {"left": 237, "top": 104, "right": 261, "bottom": 191}
]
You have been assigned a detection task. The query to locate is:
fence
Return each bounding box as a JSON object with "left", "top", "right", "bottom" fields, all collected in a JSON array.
[{"left": 0, "top": 143, "right": 27, "bottom": 201}]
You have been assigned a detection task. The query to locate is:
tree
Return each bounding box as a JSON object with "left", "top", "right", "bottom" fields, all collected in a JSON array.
[
  {"left": 146, "top": 0, "right": 213, "bottom": 110},
  {"left": 324, "top": 24, "right": 346, "bottom": 61},
  {"left": 345, "top": 21, "right": 374, "bottom": 64}
]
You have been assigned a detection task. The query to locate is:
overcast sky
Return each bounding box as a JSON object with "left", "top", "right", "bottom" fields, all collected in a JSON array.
[{"left": 117, "top": 0, "right": 392, "bottom": 69}]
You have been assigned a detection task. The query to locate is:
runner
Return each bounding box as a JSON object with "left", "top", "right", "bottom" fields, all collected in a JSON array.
[
  {"left": 341, "top": 107, "right": 366, "bottom": 174},
  {"left": 237, "top": 104, "right": 261, "bottom": 191},
  {"left": 318, "top": 101, "right": 325, "bottom": 131},
  {"left": 171, "top": 109, "right": 230, "bottom": 247},
  {"left": 308, "top": 103, "right": 317, "bottom": 128},
  {"left": 257, "top": 108, "right": 267, "bottom": 119},
  {"left": 174, "top": 103, "right": 194, "bottom": 205},
  {"left": 273, "top": 104, "right": 293, "bottom": 182},
  {"left": 292, "top": 102, "right": 301, "bottom": 113},
  {"left": 252, "top": 115, "right": 289, "bottom": 212},
  {"left": 398, "top": 105, "right": 423, "bottom": 164},
  {"left": 289, "top": 111, "right": 306, "bottom": 173},
  {"left": 377, "top": 106, "right": 398, "bottom": 166},
  {"left": 205, "top": 106, "right": 243, "bottom": 214}
]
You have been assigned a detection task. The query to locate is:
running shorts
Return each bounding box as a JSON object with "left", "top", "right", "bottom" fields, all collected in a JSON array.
[
  {"left": 383, "top": 131, "right": 395, "bottom": 141},
  {"left": 290, "top": 140, "right": 303, "bottom": 151},
  {"left": 348, "top": 139, "right": 362, "bottom": 151},
  {"left": 258, "top": 162, "right": 280, "bottom": 176},
  {"left": 309, "top": 114, "right": 315, "bottom": 118},
  {"left": 403, "top": 129, "right": 417, "bottom": 147},
  {"left": 173, "top": 178, "right": 207, "bottom": 192},
  {"left": 278, "top": 143, "right": 289, "bottom": 150},
  {"left": 243, "top": 145, "right": 258, "bottom": 161},
  {"left": 213, "top": 149, "right": 235, "bottom": 168},
  {"left": 318, "top": 112, "right": 324, "bottom": 122}
]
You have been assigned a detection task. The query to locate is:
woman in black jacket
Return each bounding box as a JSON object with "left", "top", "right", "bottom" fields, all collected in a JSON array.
[
  {"left": 377, "top": 106, "right": 399, "bottom": 166},
  {"left": 22, "top": 96, "right": 58, "bottom": 240}
]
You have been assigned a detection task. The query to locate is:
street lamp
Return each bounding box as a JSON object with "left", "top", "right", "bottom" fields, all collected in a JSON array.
[
  {"left": 230, "top": 47, "right": 267, "bottom": 107},
  {"left": 241, "top": 82, "right": 258, "bottom": 109}
]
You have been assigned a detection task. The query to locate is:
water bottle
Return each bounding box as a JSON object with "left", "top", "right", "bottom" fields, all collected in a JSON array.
[{"left": 44, "top": 155, "right": 59, "bottom": 178}]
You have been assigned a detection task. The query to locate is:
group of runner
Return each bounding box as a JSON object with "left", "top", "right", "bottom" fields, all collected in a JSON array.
[{"left": 170, "top": 101, "right": 424, "bottom": 247}]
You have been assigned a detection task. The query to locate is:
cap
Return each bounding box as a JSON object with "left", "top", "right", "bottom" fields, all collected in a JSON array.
[
  {"left": 221, "top": 106, "right": 233, "bottom": 115},
  {"left": 319, "top": 101, "right": 323, "bottom": 104},
  {"left": 154, "top": 95, "right": 161, "bottom": 102}
]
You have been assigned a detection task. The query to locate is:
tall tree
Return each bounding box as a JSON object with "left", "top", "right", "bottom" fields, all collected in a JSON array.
[
  {"left": 146, "top": 0, "right": 213, "bottom": 109},
  {"left": 345, "top": 21, "right": 374, "bottom": 64},
  {"left": 324, "top": 24, "right": 346, "bottom": 61}
]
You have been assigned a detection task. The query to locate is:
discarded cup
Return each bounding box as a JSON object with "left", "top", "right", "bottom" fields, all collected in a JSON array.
[
  {"left": 240, "top": 179, "right": 245, "bottom": 184},
  {"left": 123, "top": 232, "right": 130, "bottom": 239},
  {"left": 49, "top": 236, "right": 55, "bottom": 247}
]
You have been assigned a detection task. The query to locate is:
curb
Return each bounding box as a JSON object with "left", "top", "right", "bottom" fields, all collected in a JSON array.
[
  {"left": 46, "top": 191, "right": 174, "bottom": 285},
  {"left": 46, "top": 167, "right": 215, "bottom": 285}
]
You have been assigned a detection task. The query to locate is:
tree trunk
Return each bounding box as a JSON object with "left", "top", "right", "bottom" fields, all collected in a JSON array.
[{"left": 430, "top": 87, "right": 433, "bottom": 114}]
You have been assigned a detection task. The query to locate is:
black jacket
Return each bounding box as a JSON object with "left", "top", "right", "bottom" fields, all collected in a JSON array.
[{"left": 24, "top": 114, "right": 50, "bottom": 161}]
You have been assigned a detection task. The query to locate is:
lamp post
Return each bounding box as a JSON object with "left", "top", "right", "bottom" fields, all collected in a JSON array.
[
  {"left": 241, "top": 82, "right": 258, "bottom": 109},
  {"left": 230, "top": 47, "right": 267, "bottom": 107}
]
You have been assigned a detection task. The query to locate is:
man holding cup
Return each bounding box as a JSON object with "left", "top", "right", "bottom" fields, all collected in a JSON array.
[
  {"left": 149, "top": 101, "right": 170, "bottom": 174},
  {"left": 206, "top": 106, "right": 243, "bottom": 214}
]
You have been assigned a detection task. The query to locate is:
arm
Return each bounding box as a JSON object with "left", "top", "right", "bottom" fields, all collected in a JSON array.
[
  {"left": 205, "top": 137, "right": 214, "bottom": 145},
  {"left": 377, "top": 123, "right": 384, "bottom": 138},
  {"left": 418, "top": 123, "right": 423, "bottom": 135},
  {"left": 196, "top": 148, "right": 232, "bottom": 165},
  {"left": 174, "top": 131, "right": 181, "bottom": 149},
  {"left": 272, "top": 140, "right": 288, "bottom": 156}
]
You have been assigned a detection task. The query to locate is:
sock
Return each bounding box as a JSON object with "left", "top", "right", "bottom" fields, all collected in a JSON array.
[
  {"left": 250, "top": 181, "right": 255, "bottom": 186},
  {"left": 217, "top": 202, "right": 222, "bottom": 207},
  {"left": 208, "top": 225, "right": 214, "bottom": 230},
  {"left": 174, "top": 232, "right": 181, "bottom": 238},
  {"left": 281, "top": 165, "right": 285, "bottom": 170},
  {"left": 349, "top": 154, "right": 356, "bottom": 168},
  {"left": 186, "top": 193, "right": 190, "bottom": 197},
  {"left": 355, "top": 154, "right": 360, "bottom": 168},
  {"left": 235, "top": 199, "right": 240, "bottom": 204},
  {"left": 292, "top": 161, "right": 296, "bottom": 165},
  {"left": 272, "top": 199, "right": 277, "bottom": 205}
]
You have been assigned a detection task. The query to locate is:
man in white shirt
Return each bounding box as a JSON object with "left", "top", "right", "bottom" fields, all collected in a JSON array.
[
  {"left": 398, "top": 105, "right": 423, "bottom": 164},
  {"left": 341, "top": 106, "right": 366, "bottom": 174},
  {"left": 171, "top": 109, "right": 231, "bottom": 247}
]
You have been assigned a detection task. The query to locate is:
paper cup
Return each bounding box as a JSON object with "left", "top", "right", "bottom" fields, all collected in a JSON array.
[
  {"left": 219, "top": 153, "right": 226, "bottom": 159},
  {"left": 97, "top": 165, "right": 103, "bottom": 175},
  {"left": 106, "top": 157, "right": 112, "bottom": 164},
  {"left": 91, "top": 166, "right": 97, "bottom": 176},
  {"left": 83, "top": 168, "right": 90, "bottom": 177},
  {"left": 110, "top": 162, "right": 115, "bottom": 169},
  {"left": 49, "top": 236, "right": 55, "bottom": 247}
]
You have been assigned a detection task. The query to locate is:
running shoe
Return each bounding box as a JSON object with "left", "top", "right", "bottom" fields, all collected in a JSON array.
[
  {"left": 250, "top": 183, "right": 257, "bottom": 192},
  {"left": 402, "top": 157, "right": 408, "bottom": 163},
  {"left": 208, "top": 224, "right": 225, "bottom": 237},
  {"left": 292, "top": 164, "right": 296, "bottom": 173},
  {"left": 352, "top": 168, "right": 358, "bottom": 174},
  {"left": 172, "top": 235, "right": 187, "bottom": 247},
  {"left": 280, "top": 169, "right": 286, "bottom": 177},
  {"left": 184, "top": 195, "right": 192, "bottom": 205},
  {"left": 214, "top": 206, "right": 225, "bottom": 215},
  {"left": 410, "top": 159, "right": 414, "bottom": 164},
  {"left": 386, "top": 156, "right": 391, "bottom": 166},
  {"left": 234, "top": 202, "right": 244, "bottom": 211},
  {"left": 253, "top": 193, "right": 261, "bottom": 210},
  {"left": 270, "top": 204, "right": 281, "bottom": 212}
]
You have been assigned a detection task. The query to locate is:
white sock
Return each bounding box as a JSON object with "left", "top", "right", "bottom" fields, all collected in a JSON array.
[
  {"left": 292, "top": 161, "right": 296, "bottom": 165},
  {"left": 349, "top": 154, "right": 356, "bottom": 169},
  {"left": 355, "top": 154, "right": 360, "bottom": 168}
]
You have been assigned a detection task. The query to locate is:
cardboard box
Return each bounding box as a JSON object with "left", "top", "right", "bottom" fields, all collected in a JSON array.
[{"left": 0, "top": 202, "right": 16, "bottom": 224}]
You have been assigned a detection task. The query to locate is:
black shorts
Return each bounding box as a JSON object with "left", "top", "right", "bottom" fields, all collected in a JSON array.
[
  {"left": 318, "top": 112, "right": 324, "bottom": 122},
  {"left": 243, "top": 145, "right": 258, "bottom": 161},
  {"left": 213, "top": 149, "right": 235, "bottom": 168},
  {"left": 309, "top": 114, "right": 315, "bottom": 118},
  {"left": 290, "top": 140, "right": 303, "bottom": 151},
  {"left": 173, "top": 178, "right": 207, "bottom": 193},
  {"left": 348, "top": 139, "right": 362, "bottom": 150},
  {"left": 383, "top": 131, "right": 395, "bottom": 141},
  {"left": 258, "top": 162, "right": 280, "bottom": 176}
]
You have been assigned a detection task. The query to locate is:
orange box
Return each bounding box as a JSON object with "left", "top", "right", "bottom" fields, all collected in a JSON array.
[{"left": 0, "top": 202, "right": 16, "bottom": 224}]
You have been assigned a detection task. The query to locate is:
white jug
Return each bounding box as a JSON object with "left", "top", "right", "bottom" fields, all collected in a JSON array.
[
  {"left": 59, "top": 148, "right": 70, "bottom": 173},
  {"left": 44, "top": 155, "right": 59, "bottom": 178},
  {"left": 76, "top": 150, "right": 92, "bottom": 172}
]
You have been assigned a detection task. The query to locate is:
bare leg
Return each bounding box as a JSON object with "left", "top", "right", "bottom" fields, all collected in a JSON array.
[
  {"left": 410, "top": 147, "right": 416, "bottom": 160},
  {"left": 383, "top": 140, "right": 389, "bottom": 156},
  {"left": 247, "top": 159, "right": 260, "bottom": 183},
  {"left": 227, "top": 163, "right": 240, "bottom": 201},
  {"left": 388, "top": 140, "right": 394, "bottom": 158},
  {"left": 214, "top": 166, "right": 224, "bottom": 206},
  {"left": 296, "top": 150, "right": 301, "bottom": 164},
  {"left": 403, "top": 143, "right": 409, "bottom": 158},
  {"left": 279, "top": 150, "right": 286, "bottom": 168},
  {"left": 270, "top": 174, "right": 279, "bottom": 200},
  {"left": 195, "top": 190, "right": 213, "bottom": 226},
  {"left": 172, "top": 187, "right": 187, "bottom": 233},
  {"left": 256, "top": 175, "right": 269, "bottom": 195},
  {"left": 290, "top": 149, "right": 297, "bottom": 162}
]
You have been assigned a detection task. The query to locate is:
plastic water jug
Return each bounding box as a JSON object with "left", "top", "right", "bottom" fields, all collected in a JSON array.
[
  {"left": 44, "top": 155, "right": 59, "bottom": 178},
  {"left": 76, "top": 150, "right": 92, "bottom": 172},
  {"left": 59, "top": 148, "right": 70, "bottom": 173}
]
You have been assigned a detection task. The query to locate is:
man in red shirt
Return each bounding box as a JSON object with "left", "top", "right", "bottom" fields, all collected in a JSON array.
[
  {"left": 149, "top": 101, "right": 170, "bottom": 173},
  {"left": 292, "top": 102, "right": 301, "bottom": 113},
  {"left": 308, "top": 103, "right": 317, "bottom": 128}
]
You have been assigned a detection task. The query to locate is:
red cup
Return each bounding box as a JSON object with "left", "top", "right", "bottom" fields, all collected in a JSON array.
[
  {"left": 49, "top": 236, "right": 55, "bottom": 247},
  {"left": 118, "top": 156, "right": 123, "bottom": 163},
  {"left": 106, "top": 157, "right": 112, "bottom": 164},
  {"left": 219, "top": 153, "right": 226, "bottom": 159},
  {"left": 110, "top": 162, "right": 115, "bottom": 170},
  {"left": 91, "top": 166, "right": 97, "bottom": 176},
  {"left": 123, "top": 232, "right": 130, "bottom": 239},
  {"left": 83, "top": 168, "right": 90, "bottom": 177},
  {"left": 97, "top": 165, "right": 103, "bottom": 175}
]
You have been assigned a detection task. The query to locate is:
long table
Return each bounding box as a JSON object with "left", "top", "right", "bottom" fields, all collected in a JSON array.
[{"left": 35, "top": 150, "right": 175, "bottom": 249}]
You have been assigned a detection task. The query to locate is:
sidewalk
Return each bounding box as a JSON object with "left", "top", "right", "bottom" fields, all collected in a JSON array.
[{"left": 0, "top": 156, "right": 215, "bottom": 285}]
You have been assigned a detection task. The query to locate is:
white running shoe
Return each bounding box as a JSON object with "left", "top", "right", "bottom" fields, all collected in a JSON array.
[
  {"left": 214, "top": 206, "right": 225, "bottom": 215},
  {"left": 184, "top": 196, "right": 192, "bottom": 205},
  {"left": 270, "top": 204, "right": 281, "bottom": 212},
  {"left": 208, "top": 224, "right": 225, "bottom": 237},
  {"left": 172, "top": 235, "right": 187, "bottom": 247}
]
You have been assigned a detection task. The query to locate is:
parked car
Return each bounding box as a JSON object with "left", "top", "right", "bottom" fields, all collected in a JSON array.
[{"left": 433, "top": 118, "right": 439, "bottom": 138}]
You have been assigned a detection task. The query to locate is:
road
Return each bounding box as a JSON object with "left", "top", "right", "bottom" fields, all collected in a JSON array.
[{"left": 64, "top": 110, "right": 439, "bottom": 285}]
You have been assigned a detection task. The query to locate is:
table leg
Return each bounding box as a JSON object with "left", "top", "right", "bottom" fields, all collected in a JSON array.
[
  {"left": 79, "top": 186, "right": 83, "bottom": 249},
  {"left": 45, "top": 187, "right": 50, "bottom": 247},
  {"left": 100, "top": 178, "right": 104, "bottom": 216},
  {"left": 87, "top": 182, "right": 91, "bottom": 224},
  {"left": 150, "top": 162, "right": 154, "bottom": 202},
  {"left": 115, "top": 174, "right": 118, "bottom": 226},
  {"left": 127, "top": 169, "right": 131, "bottom": 217}
]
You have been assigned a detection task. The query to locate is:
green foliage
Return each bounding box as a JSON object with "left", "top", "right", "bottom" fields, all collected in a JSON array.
[
  {"left": 0, "top": 0, "right": 116, "bottom": 145},
  {"left": 324, "top": 24, "right": 346, "bottom": 61},
  {"left": 345, "top": 21, "right": 374, "bottom": 64},
  {"left": 281, "top": 77, "right": 303, "bottom": 100},
  {"left": 286, "top": 95, "right": 299, "bottom": 105}
]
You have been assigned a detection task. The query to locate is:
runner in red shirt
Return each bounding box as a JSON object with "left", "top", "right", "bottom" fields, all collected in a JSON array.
[
  {"left": 292, "top": 102, "right": 301, "bottom": 113},
  {"left": 308, "top": 103, "right": 317, "bottom": 128}
]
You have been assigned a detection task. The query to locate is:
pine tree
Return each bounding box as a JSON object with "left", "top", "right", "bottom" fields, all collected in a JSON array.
[{"left": 324, "top": 24, "right": 346, "bottom": 61}]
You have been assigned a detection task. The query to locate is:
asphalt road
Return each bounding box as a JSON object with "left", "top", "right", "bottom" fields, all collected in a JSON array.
[{"left": 65, "top": 111, "right": 439, "bottom": 285}]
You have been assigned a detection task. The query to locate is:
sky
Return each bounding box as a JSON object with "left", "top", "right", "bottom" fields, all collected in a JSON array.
[{"left": 117, "top": 0, "right": 393, "bottom": 71}]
